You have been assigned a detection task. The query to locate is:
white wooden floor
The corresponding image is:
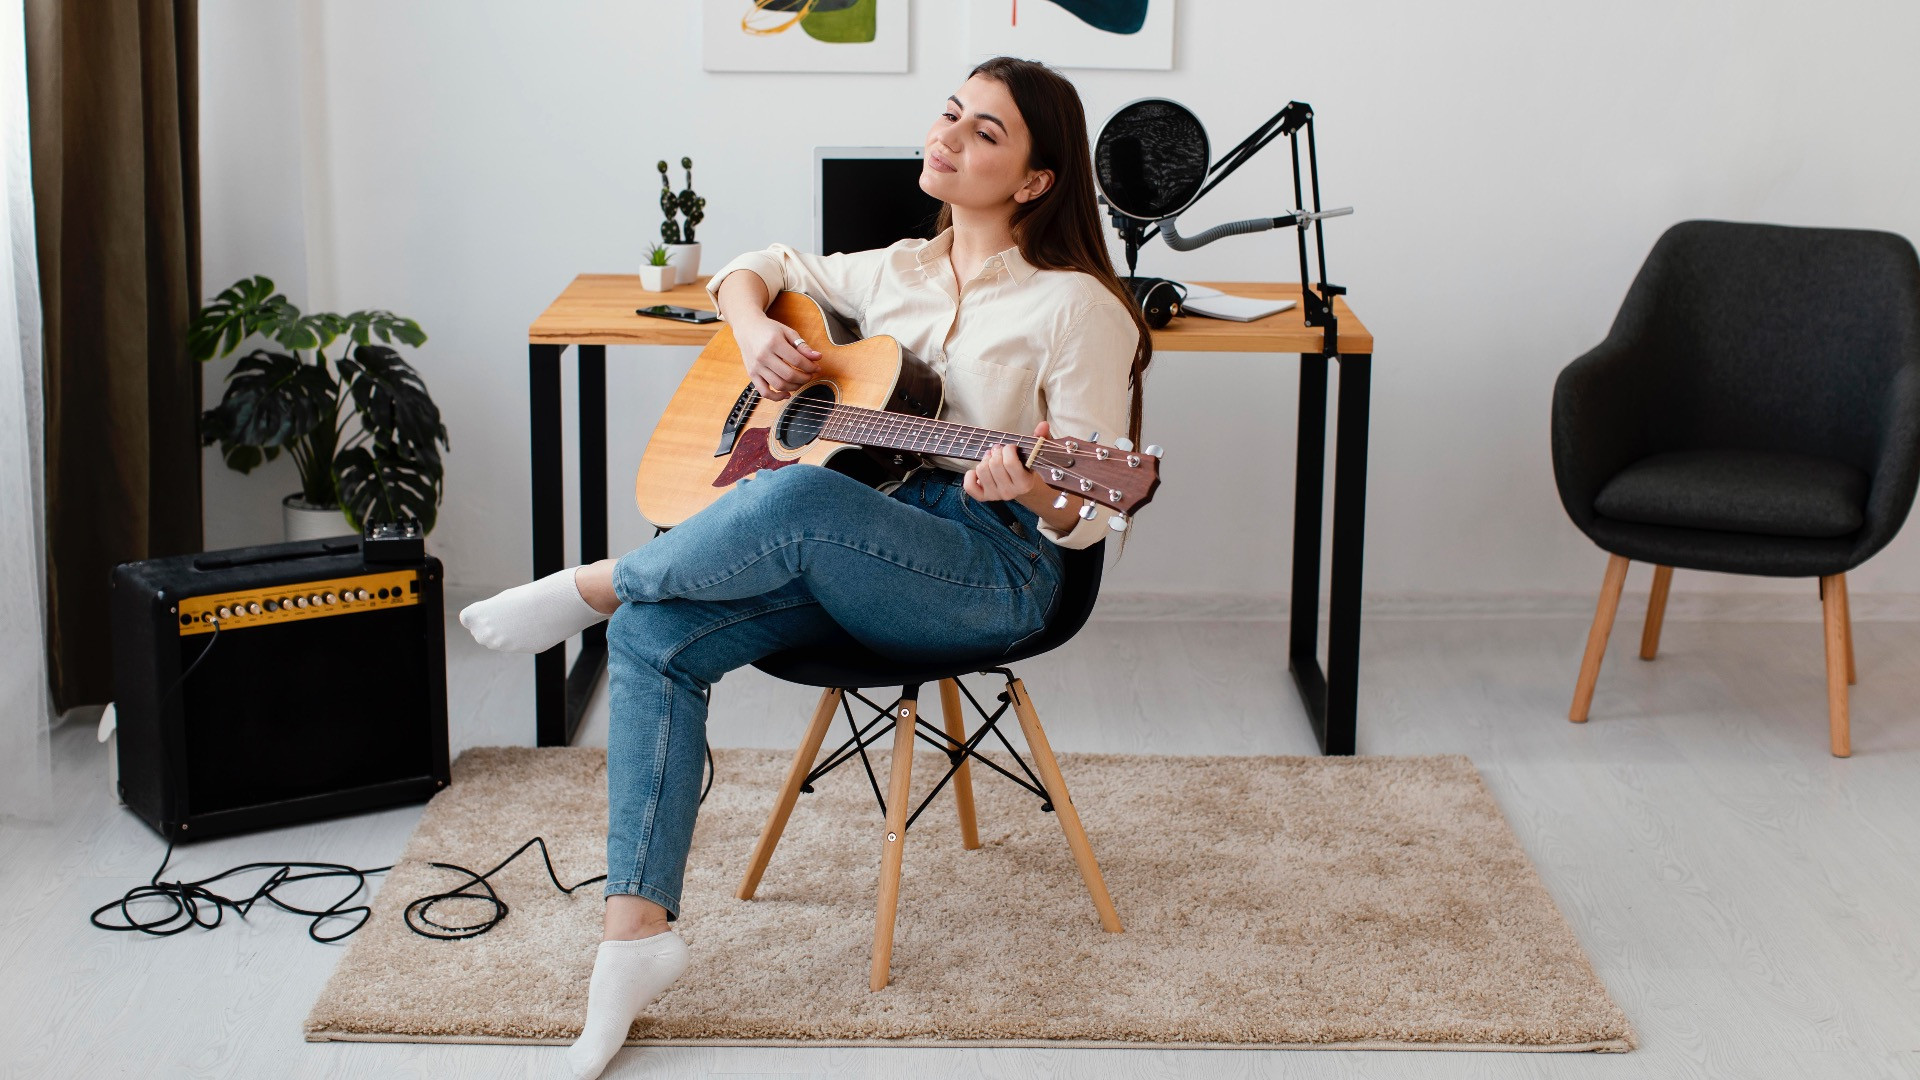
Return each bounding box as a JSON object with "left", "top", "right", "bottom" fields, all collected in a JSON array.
[{"left": 5, "top": 591, "right": 1920, "bottom": 1080}]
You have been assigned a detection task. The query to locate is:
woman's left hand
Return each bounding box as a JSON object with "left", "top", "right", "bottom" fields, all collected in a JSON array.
[{"left": 963, "top": 421, "right": 1051, "bottom": 503}]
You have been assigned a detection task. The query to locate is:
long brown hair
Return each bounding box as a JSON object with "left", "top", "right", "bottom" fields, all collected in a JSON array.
[{"left": 935, "top": 56, "right": 1152, "bottom": 448}]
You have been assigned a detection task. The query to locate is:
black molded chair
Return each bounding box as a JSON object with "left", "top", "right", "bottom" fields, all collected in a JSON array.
[
  {"left": 1552, "top": 219, "right": 1920, "bottom": 756},
  {"left": 740, "top": 540, "right": 1121, "bottom": 990}
]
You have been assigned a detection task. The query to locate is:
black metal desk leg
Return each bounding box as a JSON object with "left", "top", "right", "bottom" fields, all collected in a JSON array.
[
  {"left": 1288, "top": 354, "right": 1331, "bottom": 744},
  {"left": 565, "top": 345, "right": 610, "bottom": 746},
  {"left": 530, "top": 343, "right": 567, "bottom": 747},
  {"left": 1323, "top": 353, "right": 1371, "bottom": 756}
]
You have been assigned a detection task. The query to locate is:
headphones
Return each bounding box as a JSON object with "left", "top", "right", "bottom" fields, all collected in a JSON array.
[{"left": 1126, "top": 276, "right": 1187, "bottom": 330}]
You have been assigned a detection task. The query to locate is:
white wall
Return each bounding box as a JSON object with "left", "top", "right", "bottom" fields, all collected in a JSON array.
[{"left": 198, "top": 0, "right": 1920, "bottom": 605}]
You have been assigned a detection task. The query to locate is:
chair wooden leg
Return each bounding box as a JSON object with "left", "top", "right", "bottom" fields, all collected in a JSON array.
[
  {"left": 738, "top": 687, "right": 841, "bottom": 901},
  {"left": 870, "top": 695, "right": 919, "bottom": 991},
  {"left": 1838, "top": 573, "right": 1857, "bottom": 685},
  {"left": 938, "top": 679, "right": 981, "bottom": 850},
  {"left": 1640, "top": 564, "right": 1673, "bottom": 660},
  {"left": 1007, "top": 679, "right": 1123, "bottom": 934},
  {"left": 1571, "top": 554, "right": 1631, "bottom": 723},
  {"left": 1823, "top": 573, "right": 1852, "bottom": 757}
]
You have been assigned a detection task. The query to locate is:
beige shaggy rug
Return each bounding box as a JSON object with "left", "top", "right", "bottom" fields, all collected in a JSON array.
[{"left": 305, "top": 746, "right": 1634, "bottom": 1052}]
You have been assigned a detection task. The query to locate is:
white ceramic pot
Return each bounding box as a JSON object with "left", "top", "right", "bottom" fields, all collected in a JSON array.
[
  {"left": 666, "top": 242, "right": 701, "bottom": 286},
  {"left": 638, "top": 262, "right": 678, "bottom": 292},
  {"left": 283, "top": 493, "right": 354, "bottom": 542}
]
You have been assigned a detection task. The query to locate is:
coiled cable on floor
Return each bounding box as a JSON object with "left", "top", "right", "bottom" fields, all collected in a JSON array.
[
  {"left": 402, "top": 836, "right": 606, "bottom": 940},
  {"left": 89, "top": 608, "right": 717, "bottom": 945},
  {"left": 89, "top": 842, "right": 390, "bottom": 943}
]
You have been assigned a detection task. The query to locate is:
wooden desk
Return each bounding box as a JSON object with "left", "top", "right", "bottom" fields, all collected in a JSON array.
[{"left": 528, "top": 275, "right": 1373, "bottom": 754}]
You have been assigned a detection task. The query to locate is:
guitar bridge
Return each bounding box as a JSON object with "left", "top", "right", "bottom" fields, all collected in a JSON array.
[{"left": 715, "top": 383, "right": 760, "bottom": 457}]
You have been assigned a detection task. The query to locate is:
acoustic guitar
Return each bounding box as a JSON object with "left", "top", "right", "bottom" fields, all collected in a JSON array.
[{"left": 634, "top": 290, "right": 1163, "bottom": 530}]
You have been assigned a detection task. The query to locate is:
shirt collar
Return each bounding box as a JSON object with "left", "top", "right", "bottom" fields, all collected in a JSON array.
[{"left": 915, "top": 226, "right": 1038, "bottom": 286}]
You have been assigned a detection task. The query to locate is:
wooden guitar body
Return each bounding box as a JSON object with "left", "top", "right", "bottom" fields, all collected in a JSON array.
[{"left": 634, "top": 291, "right": 943, "bottom": 528}]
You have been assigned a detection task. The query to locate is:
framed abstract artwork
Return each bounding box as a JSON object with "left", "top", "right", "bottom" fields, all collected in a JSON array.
[
  {"left": 968, "top": 0, "right": 1174, "bottom": 70},
  {"left": 702, "top": 0, "right": 910, "bottom": 73}
]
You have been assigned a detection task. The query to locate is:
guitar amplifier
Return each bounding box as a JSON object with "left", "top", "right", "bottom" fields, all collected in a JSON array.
[{"left": 109, "top": 536, "right": 450, "bottom": 842}]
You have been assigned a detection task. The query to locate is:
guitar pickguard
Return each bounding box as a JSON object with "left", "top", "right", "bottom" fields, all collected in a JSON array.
[{"left": 710, "top": 427, "right": 797, "bottom": 488}]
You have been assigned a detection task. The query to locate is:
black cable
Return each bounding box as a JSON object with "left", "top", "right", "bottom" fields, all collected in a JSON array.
[
  {"left": 168, "top": 612, "right": 222, "bottom": 703},
  {"left": 403, "top": 836, "right": 606, "bottom": 940},
  {"left": 90, "top": 599, "right": 718, "bottom": 946},
  {"left": 89, "top": 841, "right": 390, "bottom": 943},
  {"left": 703, "top": 737, "right": 716, "bottom": 804}
]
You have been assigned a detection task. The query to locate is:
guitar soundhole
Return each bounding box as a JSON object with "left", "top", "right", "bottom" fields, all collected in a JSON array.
[{"left": 774, "top": 383, "right": 837, "bottom": 450}]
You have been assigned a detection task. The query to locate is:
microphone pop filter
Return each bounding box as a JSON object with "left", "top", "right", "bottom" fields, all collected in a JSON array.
[{"left": 1094, "top": 98, "right": 1209, "bottom": 222}]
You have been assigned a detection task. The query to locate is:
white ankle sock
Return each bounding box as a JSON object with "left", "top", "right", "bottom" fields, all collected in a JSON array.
[
  {"left": 566, "top": 931, "right": 690, "bottom": 1079},
  {"left": 458, "top": 567, "right": 608, "bottom": 654}
]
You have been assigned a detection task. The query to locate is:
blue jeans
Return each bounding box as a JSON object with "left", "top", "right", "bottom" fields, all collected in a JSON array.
[{"left": 602, "top": 464, "right": 1064, "bottom": 916}]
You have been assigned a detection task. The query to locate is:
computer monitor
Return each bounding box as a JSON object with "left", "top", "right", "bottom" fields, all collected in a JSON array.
[{"left": 814, "top": 146, "right": 945, "bottom": 256}]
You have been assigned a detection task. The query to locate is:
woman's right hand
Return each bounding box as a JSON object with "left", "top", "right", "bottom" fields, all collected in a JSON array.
[{"left": 733, "top": 314, "right": 823, "bottom": 401}]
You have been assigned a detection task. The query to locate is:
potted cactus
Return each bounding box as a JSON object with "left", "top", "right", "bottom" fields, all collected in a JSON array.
[
  {"left": 659, "top": 156, "right": 706, "bottom": 284},
  {"left": 639, "top": 242, "right": 677, "bottom": 292}
]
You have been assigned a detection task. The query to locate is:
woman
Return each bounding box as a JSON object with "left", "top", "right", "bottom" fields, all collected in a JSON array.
[{"left": 460, "top": 56, "right": 1152, "bottom": 1079}]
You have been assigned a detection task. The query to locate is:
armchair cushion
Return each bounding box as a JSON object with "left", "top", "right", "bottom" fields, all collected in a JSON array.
[{"left": 1593, "top": 449, "right": 1868, "bottom": 539}]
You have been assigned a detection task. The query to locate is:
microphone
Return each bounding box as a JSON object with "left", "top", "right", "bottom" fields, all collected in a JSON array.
[{"left": 1158, "top": 207, "right": 1353, "bottom": 252}]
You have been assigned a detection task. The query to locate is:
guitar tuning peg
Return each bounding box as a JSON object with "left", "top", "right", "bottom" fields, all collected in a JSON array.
[
  {"left": 1088, "top": 431, "right": 1100, "bottom": 443},
  {"left": 1107, "top": 514, "right": 1129, "bottom": 532},
  {"left": 1052, "top": 493, "right": 1070, "bottom": 510},
  {"left": 1077, "top": 503, "right": 1098, "bottom": 521},
  {"left": 1144, "top": 444, "right": 1164, "bottom": 458},
  {"left": 1114, "top": 437, "right": 1134, "bottom": 452}
]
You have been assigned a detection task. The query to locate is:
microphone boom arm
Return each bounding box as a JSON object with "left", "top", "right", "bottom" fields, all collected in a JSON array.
[{"left": 1159, "top": 207, "right": 1353, "bottom": 252}]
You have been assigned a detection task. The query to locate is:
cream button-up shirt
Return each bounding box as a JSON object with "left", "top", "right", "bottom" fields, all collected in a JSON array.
[{"left": 705, "top": 226, "right": 1138, "bottom": 550}]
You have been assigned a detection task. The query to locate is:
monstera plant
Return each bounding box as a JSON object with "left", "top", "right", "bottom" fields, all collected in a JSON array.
[{"left": 190, "top": 275, "right": 450, "bottom": 532}]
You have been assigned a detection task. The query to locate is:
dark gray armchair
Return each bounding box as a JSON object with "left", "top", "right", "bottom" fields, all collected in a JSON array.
[{"left": 1552, "top": 220, "right": 1920, "bottom": 756}]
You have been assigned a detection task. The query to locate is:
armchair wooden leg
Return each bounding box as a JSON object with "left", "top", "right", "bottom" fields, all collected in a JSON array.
[
  {"left": 1640, "top": 565, "right": 1673, "bottom": 660},
  {"left": 938, "top": 679, "right": 981, "bottom": 850},
  {"left": 1822, "top": 573, "right": 1852, "bottom": 757},
  {"left": 738, "top": 687, "right": 841, "bottom": 901},
  {"left": 1007, "top": 679, "right": 1123, "bottom": 934},
  {"left": 870, "top": 695, "right": 919, "bottom": 991},
  {"left": 1838, "top": 574, "right": 1857, "bottom": 685},
  {"left": 1571, "top": 554, "right": 1631, "bottom": 723}
]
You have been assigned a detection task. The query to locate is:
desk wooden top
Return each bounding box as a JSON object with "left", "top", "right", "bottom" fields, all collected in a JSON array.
[{"left": 530, "top": 274, "right": 1373, "bottom": 354}]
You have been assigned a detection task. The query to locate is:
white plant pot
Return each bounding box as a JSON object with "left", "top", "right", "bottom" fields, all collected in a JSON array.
[
  {"left": 666, "top": 242, "right": 701, "bottom": 285},
  {"left": 638, "top": 262, "right": 678, "bottom": 292},
  {"left": 283, "top": 493, "right": 353, "bottom": 542}
]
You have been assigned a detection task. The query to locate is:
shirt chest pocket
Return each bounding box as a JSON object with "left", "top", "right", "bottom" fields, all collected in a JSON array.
[{"left": 944, "top": 355, "right": 1039, "bottom": 428}]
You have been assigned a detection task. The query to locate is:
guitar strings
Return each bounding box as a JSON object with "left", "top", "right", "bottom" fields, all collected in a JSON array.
[
  {"left": 756, "top": 398, "right": 1053, "bottom": 456},
  {"left": 727, "top": 398, "right": 1134, "bottom": 508},
  {"left": 742, "top": 397, "right": 1148, "bottom": 464},
  {"left": 744, "top": 402, "right": 1140, "bottom": 495}
]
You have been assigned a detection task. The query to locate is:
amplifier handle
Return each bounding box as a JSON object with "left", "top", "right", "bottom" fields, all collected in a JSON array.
[{"left": 193, "top": 538, "right": 360, "bottom": 572}]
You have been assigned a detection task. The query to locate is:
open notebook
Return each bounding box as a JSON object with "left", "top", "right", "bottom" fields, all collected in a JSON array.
[{"left": 1177, "top": 282, "right": 1297, "bottom": 322}]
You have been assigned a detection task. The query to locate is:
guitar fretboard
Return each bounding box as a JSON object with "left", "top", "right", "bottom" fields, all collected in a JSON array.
[{"left": 817, "top": 404, "right": 1039, "bottom": 461}]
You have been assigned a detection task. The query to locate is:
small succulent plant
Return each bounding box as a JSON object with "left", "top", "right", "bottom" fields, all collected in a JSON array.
[
  {"left": 646, "top": 242, "right": 672, "bottom": 267},
  {"left": 658, "top": 156, "right": 706, "bottom": 244}
]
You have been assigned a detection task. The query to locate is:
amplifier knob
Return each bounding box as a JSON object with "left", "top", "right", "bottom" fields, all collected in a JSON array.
[
  {"left": 323, "top": 592, "right": 337, "bottom": 604},
  {"left": 217, "top": 606, "right": 231, "bottom": 619},
  {"left": 310, "top": 594, "right": 322, "bottom": 605},
  {"left": 356, "top": 589, "right": 370, "bottom": 600},
  {"left": 248, "top": 602, "right": 261, "bottom": 614},
  {"left": 294, "top": 596, "right": 309, "bottom": 608},
  {"left": 264, "top": 600, "right": 279, "bottom": 612}
]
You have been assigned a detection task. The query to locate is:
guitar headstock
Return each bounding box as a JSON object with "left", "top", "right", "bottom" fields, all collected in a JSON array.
[{"left": 1027, "top": 437, "right": 1163, "bottom": 532}]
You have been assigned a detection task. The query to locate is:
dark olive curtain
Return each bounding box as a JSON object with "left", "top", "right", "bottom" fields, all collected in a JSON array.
[{"left": 26, "top": 0, "right": 202, "bottom": 712}]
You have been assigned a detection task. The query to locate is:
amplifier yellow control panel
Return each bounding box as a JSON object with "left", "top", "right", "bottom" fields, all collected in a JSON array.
[{"left": 177, "top": 569, "right": 421, "bottom": 636}]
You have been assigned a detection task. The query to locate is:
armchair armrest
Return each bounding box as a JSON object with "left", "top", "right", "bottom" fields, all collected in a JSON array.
[
  {"left": 1551, "top": 336, "right": 1673, "bottom": 533},
  {"left": 1851, "top": 362, "right": 1920, "bottom": 564}
]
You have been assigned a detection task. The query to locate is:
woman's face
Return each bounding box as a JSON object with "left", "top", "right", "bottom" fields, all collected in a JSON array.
[{"left": 920, "top": 74, "right": 1053, "bottom": 213}]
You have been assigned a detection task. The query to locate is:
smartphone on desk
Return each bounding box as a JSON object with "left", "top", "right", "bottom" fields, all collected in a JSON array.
[{"left": 636, "top": 303, "right": 720, "bottom": 324}]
